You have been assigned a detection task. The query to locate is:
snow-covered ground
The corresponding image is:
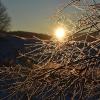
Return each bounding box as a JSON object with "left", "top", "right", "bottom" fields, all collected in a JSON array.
[{"left": 0, "top": 32, "right": 41, "bottom": 65}]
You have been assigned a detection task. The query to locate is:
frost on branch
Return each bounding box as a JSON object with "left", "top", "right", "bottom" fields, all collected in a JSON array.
[
  {"left": 0, "top": 0, "right": 100, "bottom": 100},
  {"left": 0, "top": 38, "right": 100, "bottom": 100}
]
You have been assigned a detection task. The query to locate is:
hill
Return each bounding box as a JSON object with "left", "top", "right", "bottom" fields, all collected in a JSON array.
[
  {"left": 0, "top": 31, "right": 49, "bottom": 65},
  {"left": 7, "top": 31, "right": 51, "bottom": 40}
]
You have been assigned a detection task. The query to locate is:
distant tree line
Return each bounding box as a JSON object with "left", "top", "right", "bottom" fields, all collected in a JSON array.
[{"left": 0, "top": 0, "right": 10, "bottom": 31}]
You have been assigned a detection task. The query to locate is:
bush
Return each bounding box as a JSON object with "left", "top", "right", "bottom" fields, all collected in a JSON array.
[{"left": 0, "top": 0, "right": 10, "bottom": 31}]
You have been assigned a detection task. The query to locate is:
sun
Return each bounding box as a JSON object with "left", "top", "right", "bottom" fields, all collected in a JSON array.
[{"left": 55, "top": 27, "right": 65, "bottom": 41}]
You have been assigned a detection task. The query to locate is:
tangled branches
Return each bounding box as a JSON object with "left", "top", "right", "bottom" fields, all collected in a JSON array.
[
  {"left": 0, "top": 0, "right": 100, "bottom": 100},
  {"left": 0, "top": 39, "right": 100, "bottom": 100}
]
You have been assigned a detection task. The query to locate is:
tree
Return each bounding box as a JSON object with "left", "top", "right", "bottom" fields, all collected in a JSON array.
[{"left": 0, "top": 0, "right": 10, "bottom": 31}]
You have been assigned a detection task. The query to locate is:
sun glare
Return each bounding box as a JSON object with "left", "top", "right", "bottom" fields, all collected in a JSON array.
[{"left": 55, "top": 27, "right": 65, "bottom": 41}]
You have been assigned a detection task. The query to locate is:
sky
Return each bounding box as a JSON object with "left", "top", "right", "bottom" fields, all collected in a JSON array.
[
  {"left": 2, "top": 0, "right": 66, "bottom": 34},
  {"left": 1, "top": 0, "right": 100, "bottom": 34}
]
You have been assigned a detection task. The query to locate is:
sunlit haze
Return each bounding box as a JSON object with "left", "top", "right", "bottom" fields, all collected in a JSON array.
[{"left": 55, "top": 27, "right": 65, "bottom": 41}]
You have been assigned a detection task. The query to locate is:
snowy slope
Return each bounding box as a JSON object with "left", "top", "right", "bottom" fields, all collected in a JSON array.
[{"left": 0, "top": 32, "right": 41, "bottom": 65}]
